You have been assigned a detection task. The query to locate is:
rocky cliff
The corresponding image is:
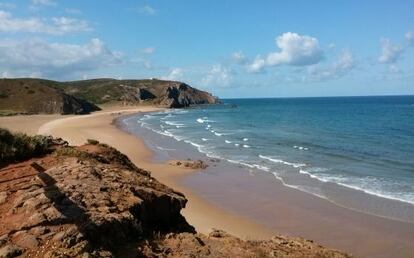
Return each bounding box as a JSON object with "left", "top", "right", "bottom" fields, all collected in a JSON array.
[
  {"left": 0, "top": 78, "right": 219, "bottom": 115},
  {"left": 62, "top": 78, "right": 219, "bottom": 108},
  {"left": 0, "top": 79, "right": 100, "bottom": 115},
  {"left": 0, "top": 131, "right": 350, "bottom": 258}
]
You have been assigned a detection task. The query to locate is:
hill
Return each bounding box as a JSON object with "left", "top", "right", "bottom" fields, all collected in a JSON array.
[
  {"left": 0, "top": 78, "right": 219, "bottom": 115},
  {"left": 0, "top": 79, "right": 100, "bottom": 115},
  {"left": 61, "top": 78, "right": 219, "bottom": 108}
]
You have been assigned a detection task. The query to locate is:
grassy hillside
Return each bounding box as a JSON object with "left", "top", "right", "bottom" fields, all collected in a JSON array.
[
  {"left": 0, "top": 78, "right": 218, "bottom": 115},
  {"left": 0, "top": 78, "right": 100, "bottom": 115},
  {"left": 61, "top": 78, "right": 218, "bottom": 107}
]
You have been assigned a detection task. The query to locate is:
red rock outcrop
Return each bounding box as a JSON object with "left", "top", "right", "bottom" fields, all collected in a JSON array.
[{"left": 0, "top": 142, "right": 193, "bottom": 257}]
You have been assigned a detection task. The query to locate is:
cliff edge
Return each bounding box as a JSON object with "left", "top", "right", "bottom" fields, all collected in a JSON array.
[{"left": 0, "top": 130, "right": 350, "bottom": 257}]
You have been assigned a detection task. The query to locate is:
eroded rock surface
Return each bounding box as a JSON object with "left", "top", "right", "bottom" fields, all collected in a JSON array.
[
  {"left": 139, "top": 230, "right": 351, "bottom": 258},
  {"left": 0, "top": 143, "right": 192, "bottom": 257}
]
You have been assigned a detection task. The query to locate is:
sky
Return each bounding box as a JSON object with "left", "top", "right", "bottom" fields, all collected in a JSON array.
[{"left": 0, "top": 0, "right": 413, "bottom": 98}]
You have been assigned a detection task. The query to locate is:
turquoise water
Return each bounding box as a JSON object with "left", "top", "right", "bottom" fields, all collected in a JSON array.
[{"left": 128, "top": 96, "right": 414, "bottom": 205}]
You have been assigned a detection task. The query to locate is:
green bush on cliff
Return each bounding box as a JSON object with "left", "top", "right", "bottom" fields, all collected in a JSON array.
[{"left": 0, "top": 128, "right": 51, "bottom": 167}]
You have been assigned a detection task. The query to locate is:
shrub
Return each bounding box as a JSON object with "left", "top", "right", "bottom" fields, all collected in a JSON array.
[
  {"left": 0, "top": 128, "right": 52, "bottom": 167},
  {"left": 55, "top": 146, "right": 91, "bottom": 159},
  {"left": 87, "top": 139, "right": 99, "bottom": 145}
]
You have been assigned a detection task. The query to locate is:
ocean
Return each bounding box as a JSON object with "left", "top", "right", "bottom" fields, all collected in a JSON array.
[{"left": 121, "top": 95, "right": 414, "bottom": 221}]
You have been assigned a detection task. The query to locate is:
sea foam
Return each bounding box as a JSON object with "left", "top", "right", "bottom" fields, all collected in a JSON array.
[{"left": 259, "top": 155, "right": 306, "bottom": 168}]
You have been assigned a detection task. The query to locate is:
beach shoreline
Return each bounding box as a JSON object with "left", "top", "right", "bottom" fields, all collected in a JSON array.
[
  {"left": 0, "top": 107, "right": 274, "bottom": 240},
  {"left": 1, "top": 106, "right": 414, "bottom": 257}
]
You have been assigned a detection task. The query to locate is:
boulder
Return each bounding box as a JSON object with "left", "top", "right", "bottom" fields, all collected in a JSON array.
[{"left": 0, "top": 245, "right": 22, "bottom": 258}]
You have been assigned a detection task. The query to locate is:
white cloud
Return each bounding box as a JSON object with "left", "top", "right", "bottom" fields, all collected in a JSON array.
[
  {"left": 138, "top": 5, "right": 156, "bottom": 15},
  {"left": 247, "top": 32, "right": 324, "bottom": 73},
  {"left": 201, "top": 65, "right": 232, "bottom": 87},
  {"left": 1, "top": 70, "right": 41, "bottom": 79},
  {"left": 0, "top": 38, "right": 122, "bottom": 79},
  {"left": 334, "top": 50, "right": 354, "bottom": 70},
  {"left": 378, "top": 38, "right": 403, "bottom": 64},
  {"left": 141, "top": 47, "right": 156, "bottom": 54},
  {"left": 31, "top": 0, "right": 56, "bottom": 6},
  {"left": 247, "top": 56, "right": 266, "bottom": 73},
  {"left": 161, "top": 68, "right": 184, "bottom": 81},
  {"left": 0, "top": 10, "right": 91, "bottom": 35},
  {"left": 266, "top": 32, "right": 324, "bottom": 66},
  {"left": 405, "top": 31, "right": 414, "bottom": 46},
  {"left": 231, "top": 51, "right": 246, "bottom": 64},
  {"left": 307, "top": 50, "right": 355, "bottom": 81},
  {"left": 51, "top": 17, "right": 91, "bottom": 34},
  {"left": 389, "top": 64, "right": 401, "bottom": 74}
]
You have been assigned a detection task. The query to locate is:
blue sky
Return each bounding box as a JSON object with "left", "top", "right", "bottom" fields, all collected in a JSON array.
[{"left": 0, "top": 0, "right": 413, "bottom": 98}]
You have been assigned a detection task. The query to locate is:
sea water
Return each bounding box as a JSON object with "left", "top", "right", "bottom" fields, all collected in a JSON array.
[{"left": 122, "top": 96, "right": 414, "bottom": 215}]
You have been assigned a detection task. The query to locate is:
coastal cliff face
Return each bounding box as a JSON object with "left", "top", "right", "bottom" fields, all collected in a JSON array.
[
  {"left": 0, "top": 79, "right": 100, "bottom": 115},
  {"left": 0, "top": 78, "right": 219, "bottom": 115},
  {"left": 0, "top": 131, "right": 350, "bottom": 258},
  {"left": 62, "top": 79, "right": 219, "bottom": 108}
]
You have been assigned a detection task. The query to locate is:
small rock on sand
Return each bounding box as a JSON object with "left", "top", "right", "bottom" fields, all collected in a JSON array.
[{"left": 168, "top": 159, "right": 208, "bottom": 169}]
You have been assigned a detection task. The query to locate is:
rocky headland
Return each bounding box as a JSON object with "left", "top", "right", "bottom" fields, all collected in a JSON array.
[
  {"left": 0, "top": 78, "right": 219, "bottom": 115},
  {"left": 0, "top": 129, "right": 350, "bottom": 257}
]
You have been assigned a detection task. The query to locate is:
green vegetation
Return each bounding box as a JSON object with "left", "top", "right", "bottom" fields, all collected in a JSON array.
[
  {"left": 0, "top": 78, "right": 217, "bottom": 114},
  {"left": 0, "top": 78, "right": 101, "bottom": 115},
  {"left": 87, "top": 139, "right": 100, "bottom": 145},
  {"left": 55, "top": 146, "right": 92, "bottom": 160},
  {"left": 0, "top": 128, "right": 52, "bottom": 167},
  {"left": 0, "top": 92, "right": 8, "bottom": 98}
]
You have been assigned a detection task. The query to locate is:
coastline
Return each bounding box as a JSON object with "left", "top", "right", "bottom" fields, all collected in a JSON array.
[
  {"left": 1, "top": 106, "right": 414, "bottom": 257},
  {"left": 117, "top": 109, "right": 414, "bottom": 258},
  {"left": 0, "top": 107, "right": 273, "bottom": 240}
]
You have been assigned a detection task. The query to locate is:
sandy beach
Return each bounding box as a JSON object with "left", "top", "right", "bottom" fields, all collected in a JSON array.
[
  {"left": 1, "top": 106, "right": 414, "bottom": 258},
  {"left": 0, "top": 107, "right": 273, "bottom": 240}
]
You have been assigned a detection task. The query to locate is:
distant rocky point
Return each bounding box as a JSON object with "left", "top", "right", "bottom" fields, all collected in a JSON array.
[{"left": 0, "top": 78, "right": 219, "bottom": 115}]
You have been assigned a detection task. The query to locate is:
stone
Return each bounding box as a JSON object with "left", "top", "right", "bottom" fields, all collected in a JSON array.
[
  {"left": 30, "top": 226, "right": 49, "bottom": 237},
  {"left": 0, "top": 234, "right": 8, "bottom": 246},
  {"left": 22, "top": 194, "right": 50, "bottom": 209},
  {"left": 81, "top": 252, "right": 93, "bottom": 258},
  {"left": 209, "top": 229, "right": 229, "bottom": 238},
  {"left": 15, "top": 234, "right": 39, "bottom": 249},
  {"left": 43, "top": 206, "right": 65, "bottom": 221},
  {"left": 0, "top": 192, "right": 7, "bottom": 205},
  {"left": 52, "top": 232, "right": 66, "bottom": 242},
  {"left": 168, "top": 159, "right": 208, "bottom": 169},
  {"left": 0, "top": 245, "right": 22, "bottom": 258},
  {"left": 25, "top": 212, "right": 47, "bottom": 228}
]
